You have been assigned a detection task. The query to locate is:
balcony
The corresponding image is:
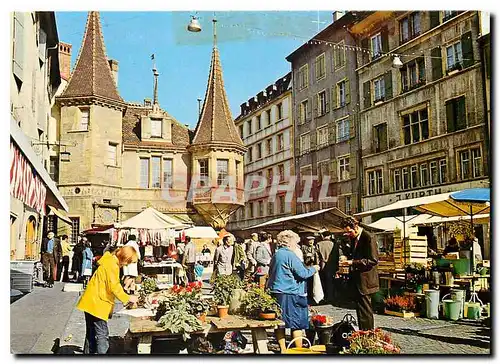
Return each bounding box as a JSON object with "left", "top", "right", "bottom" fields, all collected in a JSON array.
[{"left": 192, "top": 187, "right": 245, "bottom": 205}]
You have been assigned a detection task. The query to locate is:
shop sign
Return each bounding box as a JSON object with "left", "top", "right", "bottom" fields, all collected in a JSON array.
[{"left": 395, "top": 187, "right": 442, "bottom": 201}]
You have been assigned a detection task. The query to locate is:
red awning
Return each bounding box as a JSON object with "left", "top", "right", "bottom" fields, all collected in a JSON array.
[{"left": 82, "top": 225, "right": 114, "bottom": 235}]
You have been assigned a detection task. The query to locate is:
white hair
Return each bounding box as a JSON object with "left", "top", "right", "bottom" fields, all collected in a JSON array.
[{"left": 276, "top": 230, "right": 300, "bottom": 248}]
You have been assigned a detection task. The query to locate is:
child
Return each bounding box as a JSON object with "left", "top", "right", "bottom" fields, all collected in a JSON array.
[{"left": 194, "top": 261, "right": 204, "bottom": 282}]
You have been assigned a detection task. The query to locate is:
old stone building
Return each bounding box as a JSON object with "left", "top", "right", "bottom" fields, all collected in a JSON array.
[
  {"left": 286, "top": 12, "right": 364, "bottom": 216},
  {"left": 53, "top": 12, "right": 244, "bottom": 239},
  {"left": 351, "top": 11, "right": 489, "bottom": 223},
  {"left": 227, "top": 73, "right": 294, "bottom": 232}
]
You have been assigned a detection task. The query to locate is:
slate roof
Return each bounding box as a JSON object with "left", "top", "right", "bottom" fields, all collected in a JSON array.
[
  {"left": 191, "top": 46, "right": 244, "bottom": 149},
  {"left": 59, "top": 11, "right": 123, "bottom": 103}
]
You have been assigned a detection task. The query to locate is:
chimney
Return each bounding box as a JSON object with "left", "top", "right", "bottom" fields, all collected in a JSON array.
[
  {"left": 108, "top": 59, "right": 119, "bottom": 86},
  {"left": 333, "top": 11, "right": 346, "bottom": 22},
  {"left": 58, "top": 42, "right": 72, "bottom": 81}
]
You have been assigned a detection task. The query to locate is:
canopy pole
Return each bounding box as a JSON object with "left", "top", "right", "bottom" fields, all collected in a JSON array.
[
  {"left": 403, "top": 208, "right": 407, "bottom": 289},
  {"left": 470, "top": 204, "right": 474, "bottom": 275}
]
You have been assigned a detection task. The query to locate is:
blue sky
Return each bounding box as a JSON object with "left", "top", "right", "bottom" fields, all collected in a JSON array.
[{"left": 55, "top": 11, "right": 333, "bottom": 128}]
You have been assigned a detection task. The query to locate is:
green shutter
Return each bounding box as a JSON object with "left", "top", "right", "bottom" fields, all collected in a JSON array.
[
  {"left": 461, "top": 31, "right": 474, "bottom": 68},
  {"left": 350, "top": 154, "right": 357, "bottom": 179},
  {"left": 345, "top": 79, "right": 351, "bottom": 104},
  {"left": 457, "top": 96, "right": 467, "bottom": 130},
  {"left": 446, "top": 100, "right": 455, "bottom": 133},
  {"left": 325, "top": 87, "right": 330, "bottom": 112},
  {"left": 361, "top": 38, "right": 369, "bottom": 64},
  {"left": 384, "top": 71, "right": 393, "bottom": 100},
  {"left": 430, "top": 11, "right": 440, "bottom": 28},
  {"left": 330, "top": 159, "right": 337, "bottom": 181},
  {"left": 381, "top": 27, "right": 389, "bottom": 53},
  {"left": 331, "top": 86, "right": 337, "bottom": 109},
  {"left": 363, "top": 81, "right": 371, "bottom": 109},
  {"left": 380, "top": 123, "right": 388, "bottom": 151},
  {"left": 431, "top": 47, "right": 443, "bottom": 81}
]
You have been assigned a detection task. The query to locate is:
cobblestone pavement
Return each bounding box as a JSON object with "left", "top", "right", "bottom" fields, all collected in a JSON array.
[{"left": 10, "top": 282, "right": 79, "bottom": 354}]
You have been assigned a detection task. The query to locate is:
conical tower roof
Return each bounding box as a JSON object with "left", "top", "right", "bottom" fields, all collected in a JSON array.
[
  {"left": 59, "top": 11, "right": 123, "bottom": 104},
  {"left": 191, "top": 45, "right": 245, "bottom": 151}
]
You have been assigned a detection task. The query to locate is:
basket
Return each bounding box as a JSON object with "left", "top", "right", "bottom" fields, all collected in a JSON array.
[{"left": 283, "top": 337, "right": 323, "bottom": 354}]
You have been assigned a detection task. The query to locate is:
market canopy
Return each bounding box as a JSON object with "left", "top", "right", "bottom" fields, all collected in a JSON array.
[
  {"left": 243, "top": 207, "right": 348, "bottom": 233},
  {"left": 368, "top": 214, "right": 434, "bottom": 235},
  {"left": 413, "top": 213, "right": 490, "bottom": 226},
  {"left": 119, "top": 207, "right": 191, "bottom": 230},
  {"left": 183, "top": 226, "right": 218, "bottom": 239},
  {"left": 415, "top": 188, "right": 490, "bottom": 217}
]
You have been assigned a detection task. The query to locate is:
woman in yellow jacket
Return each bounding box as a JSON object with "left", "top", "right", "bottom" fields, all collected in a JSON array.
[{"left": 77, "top": 246, "right": 139, "bottom": 354}]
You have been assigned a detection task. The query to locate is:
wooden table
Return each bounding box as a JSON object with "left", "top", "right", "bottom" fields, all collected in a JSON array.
[{"left": 128, "top": 314, "right": 284, "bottom": 354}]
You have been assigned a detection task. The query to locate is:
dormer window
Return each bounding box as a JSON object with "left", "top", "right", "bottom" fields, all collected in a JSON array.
[{"left": 151, "top": 118, "right": 162, "bottom": 138}]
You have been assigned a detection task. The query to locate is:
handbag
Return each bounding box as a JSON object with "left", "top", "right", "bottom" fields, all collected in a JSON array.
[{"left": 329, "top": 313, "right": 358, "bottom": 348}]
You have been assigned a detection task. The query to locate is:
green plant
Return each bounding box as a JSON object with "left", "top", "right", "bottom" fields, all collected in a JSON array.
[
  {"left": 240, "top": 286, "right": 281, "bottom": 318},
  {"left": 141, "top": 276, "right": 158, "bottom": 294},
  {"left": 211, "top": 274, "right": 244, "bottom": 306},
  {"left": 341, "top": 328, "right": 400, "bottom": 354},
  {"left": 157, "top": 301, "right": 203, "bottom": 341}
]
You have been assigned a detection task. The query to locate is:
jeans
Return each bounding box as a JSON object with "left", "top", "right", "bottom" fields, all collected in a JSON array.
[{"left": 84, "top": 312, "right": 109, "bottom": 354}]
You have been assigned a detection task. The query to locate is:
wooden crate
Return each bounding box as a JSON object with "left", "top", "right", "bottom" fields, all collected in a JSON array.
[{"left": 384, "top": 309, "right": 420, "bottom": 318}]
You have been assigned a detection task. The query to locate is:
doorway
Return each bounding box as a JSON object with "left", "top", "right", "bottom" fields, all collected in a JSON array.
[{"left": 25, "top": 216, "right": 36, "bottom": 260}]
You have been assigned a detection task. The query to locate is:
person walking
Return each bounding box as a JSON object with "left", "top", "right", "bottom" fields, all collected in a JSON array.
[
  {"left": 301, "top": 236, "right": 318, "bottom": 304},
  {"left": 59, "top": 235, "right": 72, "bottom": 282},
  {"left": 267, "top": 230, "right": 319, "bottom": 352},
  {"left": 81, "top": 241, "right": 94, "bottom": 289},
  {"left": 40, "top": 232, "right": 56, "bottom": 288},
  {"left": 340, "top": 217, "right": 379, "bottom": 330},
  {"left": 72, "top": 236, "right": 85, "bottom": 282},
  {"left": 213, "top": 236, "right": 234, "bottom": 276},
  {"left": 122, "top": 235, "right": 141, "bottom": 293},
  {"left": 232, "top": 237, "right": 247, "bottom": 280},
  {"left": 245, "top": 233, "right": 259, "bottom": 276},
  {"left": 182, "top": 236, "right": 197, "bottom": 283},
  {"left": 316, "top": 230, "right": 335, "bottom": 304},
  {"left": 255, "top": 232, "right": 273, "bottom": 288},
  {"left": 77, "top": 246, "right": 139, "bottom": 354}
]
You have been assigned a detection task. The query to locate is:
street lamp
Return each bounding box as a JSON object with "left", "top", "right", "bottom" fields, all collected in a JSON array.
[
  {"left": 187, "top": 16, "right": 202, "bottom": 32},
  {"left": 392, "top": 55, "right": 403, "bottom": 69}
]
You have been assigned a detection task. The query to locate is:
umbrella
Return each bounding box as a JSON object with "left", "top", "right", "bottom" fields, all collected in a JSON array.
[{"left": 415, "top": 188, "right": 490, "bottom": 217}]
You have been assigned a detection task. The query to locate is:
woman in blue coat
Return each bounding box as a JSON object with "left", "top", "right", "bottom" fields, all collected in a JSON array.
[{"left": 81, "top": 242, "right": 94, "bottom": 288}]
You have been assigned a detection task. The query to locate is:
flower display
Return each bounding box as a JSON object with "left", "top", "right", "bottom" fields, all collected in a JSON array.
[
  {"left": 311, "top": 314, "right": 333, "bottom": 327},
  {"left": 341, "top": 328, "right": 401, "bottom": 354},
  {"left": 384, "top": 295, "right": 416, "bottom": 312}
]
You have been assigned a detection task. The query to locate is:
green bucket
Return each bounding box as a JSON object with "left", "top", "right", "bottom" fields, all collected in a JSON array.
[
  {"left": 443, "top": 300, "right": 461, "bottom": 321},
  {"left": 466, "top": 303, "right": 481, "bottom": 320},
  {"left": 450, "top": 259, "right": 470, "bottom": 276}
]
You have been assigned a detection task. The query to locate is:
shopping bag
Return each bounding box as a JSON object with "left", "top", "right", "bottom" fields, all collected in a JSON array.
[
  {"left": 312, "top": 272, "right": 324, "bottom": 304},
  {"left": 330, "top": 313, "right": 358, "bottom": 348}
]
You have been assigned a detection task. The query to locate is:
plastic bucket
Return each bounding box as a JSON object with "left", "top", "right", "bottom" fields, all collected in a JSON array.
[
  {"left": 466, "top": 302, "right": 481, "bottom": 320},
  {"left": 450, "top": 259, "right": 470, "bottom": 276},
  {"left": 451, "top": 289, "right": 465, "bottom": 318},
  {"left": 424, "top": 289, "right": 440, "bottom": 319},
  {"left": 443, "top": 300, "right": 461, "bottom": 321}
]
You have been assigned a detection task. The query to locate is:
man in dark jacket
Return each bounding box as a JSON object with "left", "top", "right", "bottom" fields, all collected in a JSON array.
[
  {"left": 341, "top": 217, "right": 379, "bottom": 330},
  {"left": 316, "top": 230, "right": 334, "bottom": 303},
  {"left": 40, "top": 232, "right": 57, "bottom": 287}
]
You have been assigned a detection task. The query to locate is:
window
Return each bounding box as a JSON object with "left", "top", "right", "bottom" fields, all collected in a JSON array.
[
  {"left": 374, "top": 123, "right": 388, "bottom": 152},
  {"left": 420, "top": 163, "right": 429, "bottom": 186},
  {"left": 459, "top": 147, "right": 481, "bottom": 180},
  {"left": 336, "top": 118, "right": 350, "bottom": 142},
  {"left": 318, "top": 161, "right": 329, "bottom": 183},
  {"left": 278, "top": 195, "right": 285, "bottom": 214},
  {"left": 277, "top": 103, "right": 283, "bottom": 120},
  {"left": 247, "top": 147, "right": 253, "bottom": 162},
  {"left": 278, "top": 164, "right": 285, "bottom": 182},
  {"left": 446, "top": 96, "right": 466, "bottom": 132},
  {"left": 267, "top": 201, "right": 274, "bottom": 215},
  {"left": 266, "top": 168, "right": 273, "bottom": 184},
  {"left": 107, "top": 143, "right": 117, "bottom": 166},
  {"left": 411, "top": 165, "right": 419, "bottom": 188},
  {"left": 217, "top": 159, "right": 229, "bottom": 186},
  {"left": 151, "top": 157, "right": 161, "bottom": 188},
  {"left": 402, "top": 167, "right": 409, "bottom": 190},
  {"left": 373, "top": 77, "right": 385, "bottom": 102},
  {"left": 163, "top": 159, "right": 173, "bottom": 188},
  {"left": 151, "top": 118, "right": 162, "bottom": 138},
  {"left": 400, "top": 57, "right": 425, "bottom": 92},
  {"left": 315, "top": 53, "right": 326, "bottom": 80},
  {"left": 257, "top": 115, "right": 262, "bottom": 131},
  {"left": 317, "top": 90, "right": 327, "bottom": 116},
  {"left": 258, "top": 201, "right": 264, "bottom": 217},
  {"left": 439, "top": 159, "right": 447, "bottom": 183},
  {"left": 277, "top": 133, "right": 284, "bottom": 151},
  {"left": 256, "top": 143, "right": 262, "bottom": 159},
  {"left": 249, "top": 202, "right": 254, "bottom": 218},
  {"left": 430, "top": 161, "right": 439, "bottom": 185},
  {"left": 299, "top": 99, "right": 309, "bottom": 124},
  {"left": 300, "top": 133, "right": 311, "bottom": 154},
  {"left": 338, "top": 157, "right": 350, "bottom": 181},
  {"left": 140, "top": 158, "right": 149, "bottom": 188},
  {"left": 336, "top": 80, "right": 349, "bottom": 107},
  {"left": 266, "top": 109, "right": 271, "bottom": 126},
  {"left": 199, "top": 159, "right": 209, "bottom": 186},
  {"left": 368, "top": 170, "right": 383, "bottom": 195},
  {"left": 400, "top": 12, "right": 421, "bottom": 44},
  {"left": 472, "top": 148, "right": 482, "bottom": 178},
  {"left": 239, "top": 125, "right": 244, "bottom": 138},
  {"left": 446, "top": 42, "right": 463, "bottom": 71},
  {"left": 247, "top": 120, "right": 252, "bottom": 135},
  {"left": 235, "top": 161, "right": 241, "bottom": 187},
  {"left": 70, "top": 217, "right": 80, "bottom": 245},
  {"left": 443, "top": 11, "right": 459, "bottom": 22},
  {"left": 266, "top": 138, "right": 273, "bottom": 156},
  {"left": 49, "top": 156, "right": 59, "bottom": 182},
  {"left": 345, "top": 195, "right": 352, "bottom": 214},
  {"left": 402, "top": 108, "right": 429, "bottom": 145},
  {"left": 298, "top": 64, "right": 309, "bottom": 89},
  {"left": 80, "top": 109, "right": 89, "bottom": 131},
  {"left": 371, "top": 33, "right": 382, "bottom": 59},
  {"left": 394, "top": 169, "right": 401, "bottom": 191},
  {"left": 317, "top": 125, "right": 329, "bottom": 148},
  {"left": 335, "top": 41, "right": 346, "bottom": 68}
]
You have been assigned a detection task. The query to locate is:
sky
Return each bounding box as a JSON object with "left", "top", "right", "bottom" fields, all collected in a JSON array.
[{"left": 55, "top": 11, "right": 334, "bottom": 128}]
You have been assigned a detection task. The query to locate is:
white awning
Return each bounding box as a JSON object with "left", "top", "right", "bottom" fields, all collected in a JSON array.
[
  {"left": 119, "top": 207, "right": 190, "bottom": 230},
  {"left": 368, "top": 214, "right": 434, "bottom": 236},
  {"left": 355, "top": 192, "right": 452, "bottom": 218},
  {"left": 183, "top": 226, "right": 218, "bottom": 239},
  {"left": 10, "top": 119, "right": 69, "bottom": 212}
]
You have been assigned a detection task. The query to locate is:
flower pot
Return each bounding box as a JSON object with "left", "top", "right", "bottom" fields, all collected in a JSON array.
[
  {"left": 259, "top": 312, "right": 276, "bottom": 320},
  {"left": 314, "top": 325, "right": 333, "bottom": 345},
  {"left": 197, "top": 313, "right": 207, "bottom": 323},
  {"left": 217, "top": 305, "right": 229, "bottom": 318}
]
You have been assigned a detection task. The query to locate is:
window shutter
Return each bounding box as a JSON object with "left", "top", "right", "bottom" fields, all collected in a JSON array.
[
  {"left": 307, "top": 98, "right": 312, "bottom": 120},
  {"left": 381, "top": 26, "right": 389, "bottom": 53},
  {"left": 349, "top": 118, "right": 356, "bottom": 139},
  {"left": 431, "top": 47, "right": 443, "bottom": 81},
  {"left": 314, "top": 93, "right": 319, "bottom": 117},
  {"left": 380, "top": 123, "right": 388, "bottom": 151},
  {"left": 350, "top": 154, "right": 357, "bottom": 179},
  {"left": 457, "top": 97, "right": 467, "bottom": 130},
  {"left": 331, "top": 86, "right": 337, "bottom": 110},
  {"left": 430, "top": 11, "right": 440, "bottom": 28},
  {"left": 310, "top": 131, "right": 317, "bottom": 150},
  {"left": 345, "top": 78, "right": 351, "bottom": 104},
  {"left": 461, "top": 31, "right": 474, "bottom": 68},
  {"left": 363, "top": 81, "right": 371, "bottom": 109},
  {"left": 384, "top": 71, "right": 393, "bottom": 100},
  {"left": 13, "top": 12, "right": 25, "bottom": 82},
  {"left": 141, "top": 116, "right": 152, "bottom": 139},
  {"left": 445, "top": 101, "right": 455, "bottom": 133},
  {"left": 330, "top": 159, "right": 337, "bottom": 181},
  {"left": 325, "top": 87, "right": 330, "bottom": 112},
  {"left": 328, "top": 122, "right": 336, "bottom": 144},
  {"left": 361, "top": 38, "right": 369, "bottom": 64}
]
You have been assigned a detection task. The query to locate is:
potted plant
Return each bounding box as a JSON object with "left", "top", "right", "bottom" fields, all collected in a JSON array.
[
  {"left": 156, "top": 301, "right": 204, "bottom": 341},
  {"left": 211, "top": 274, "right": 244, "bottom": 318},
  {"left": 311, "top": 314, "right": 334, "bottom": 345},
  {"left": 340, "top": 328, "right": 401, "bottom": 354},
  {"left": 240, "top": 286, "right": 282, "bottom": 320},
  {"left": 384, "top": 295, "right": 417, "bottom": 317}
]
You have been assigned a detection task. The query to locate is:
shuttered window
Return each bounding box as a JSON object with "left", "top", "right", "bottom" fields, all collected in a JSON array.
[
  {"left": 431, "top": 47, "right": 443, "bottom": 81},
  {"left": 315, "top": 53, "right": 326, "bottom": 80},
  {"left": 445, "top": 96, "right": 467, "bottom": 132},
  {"left": 363, "top": 81, "right": 371, "bottom": 109},
  {"left": 374, "top": 123, "right": 388, "bottom": 153}
]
